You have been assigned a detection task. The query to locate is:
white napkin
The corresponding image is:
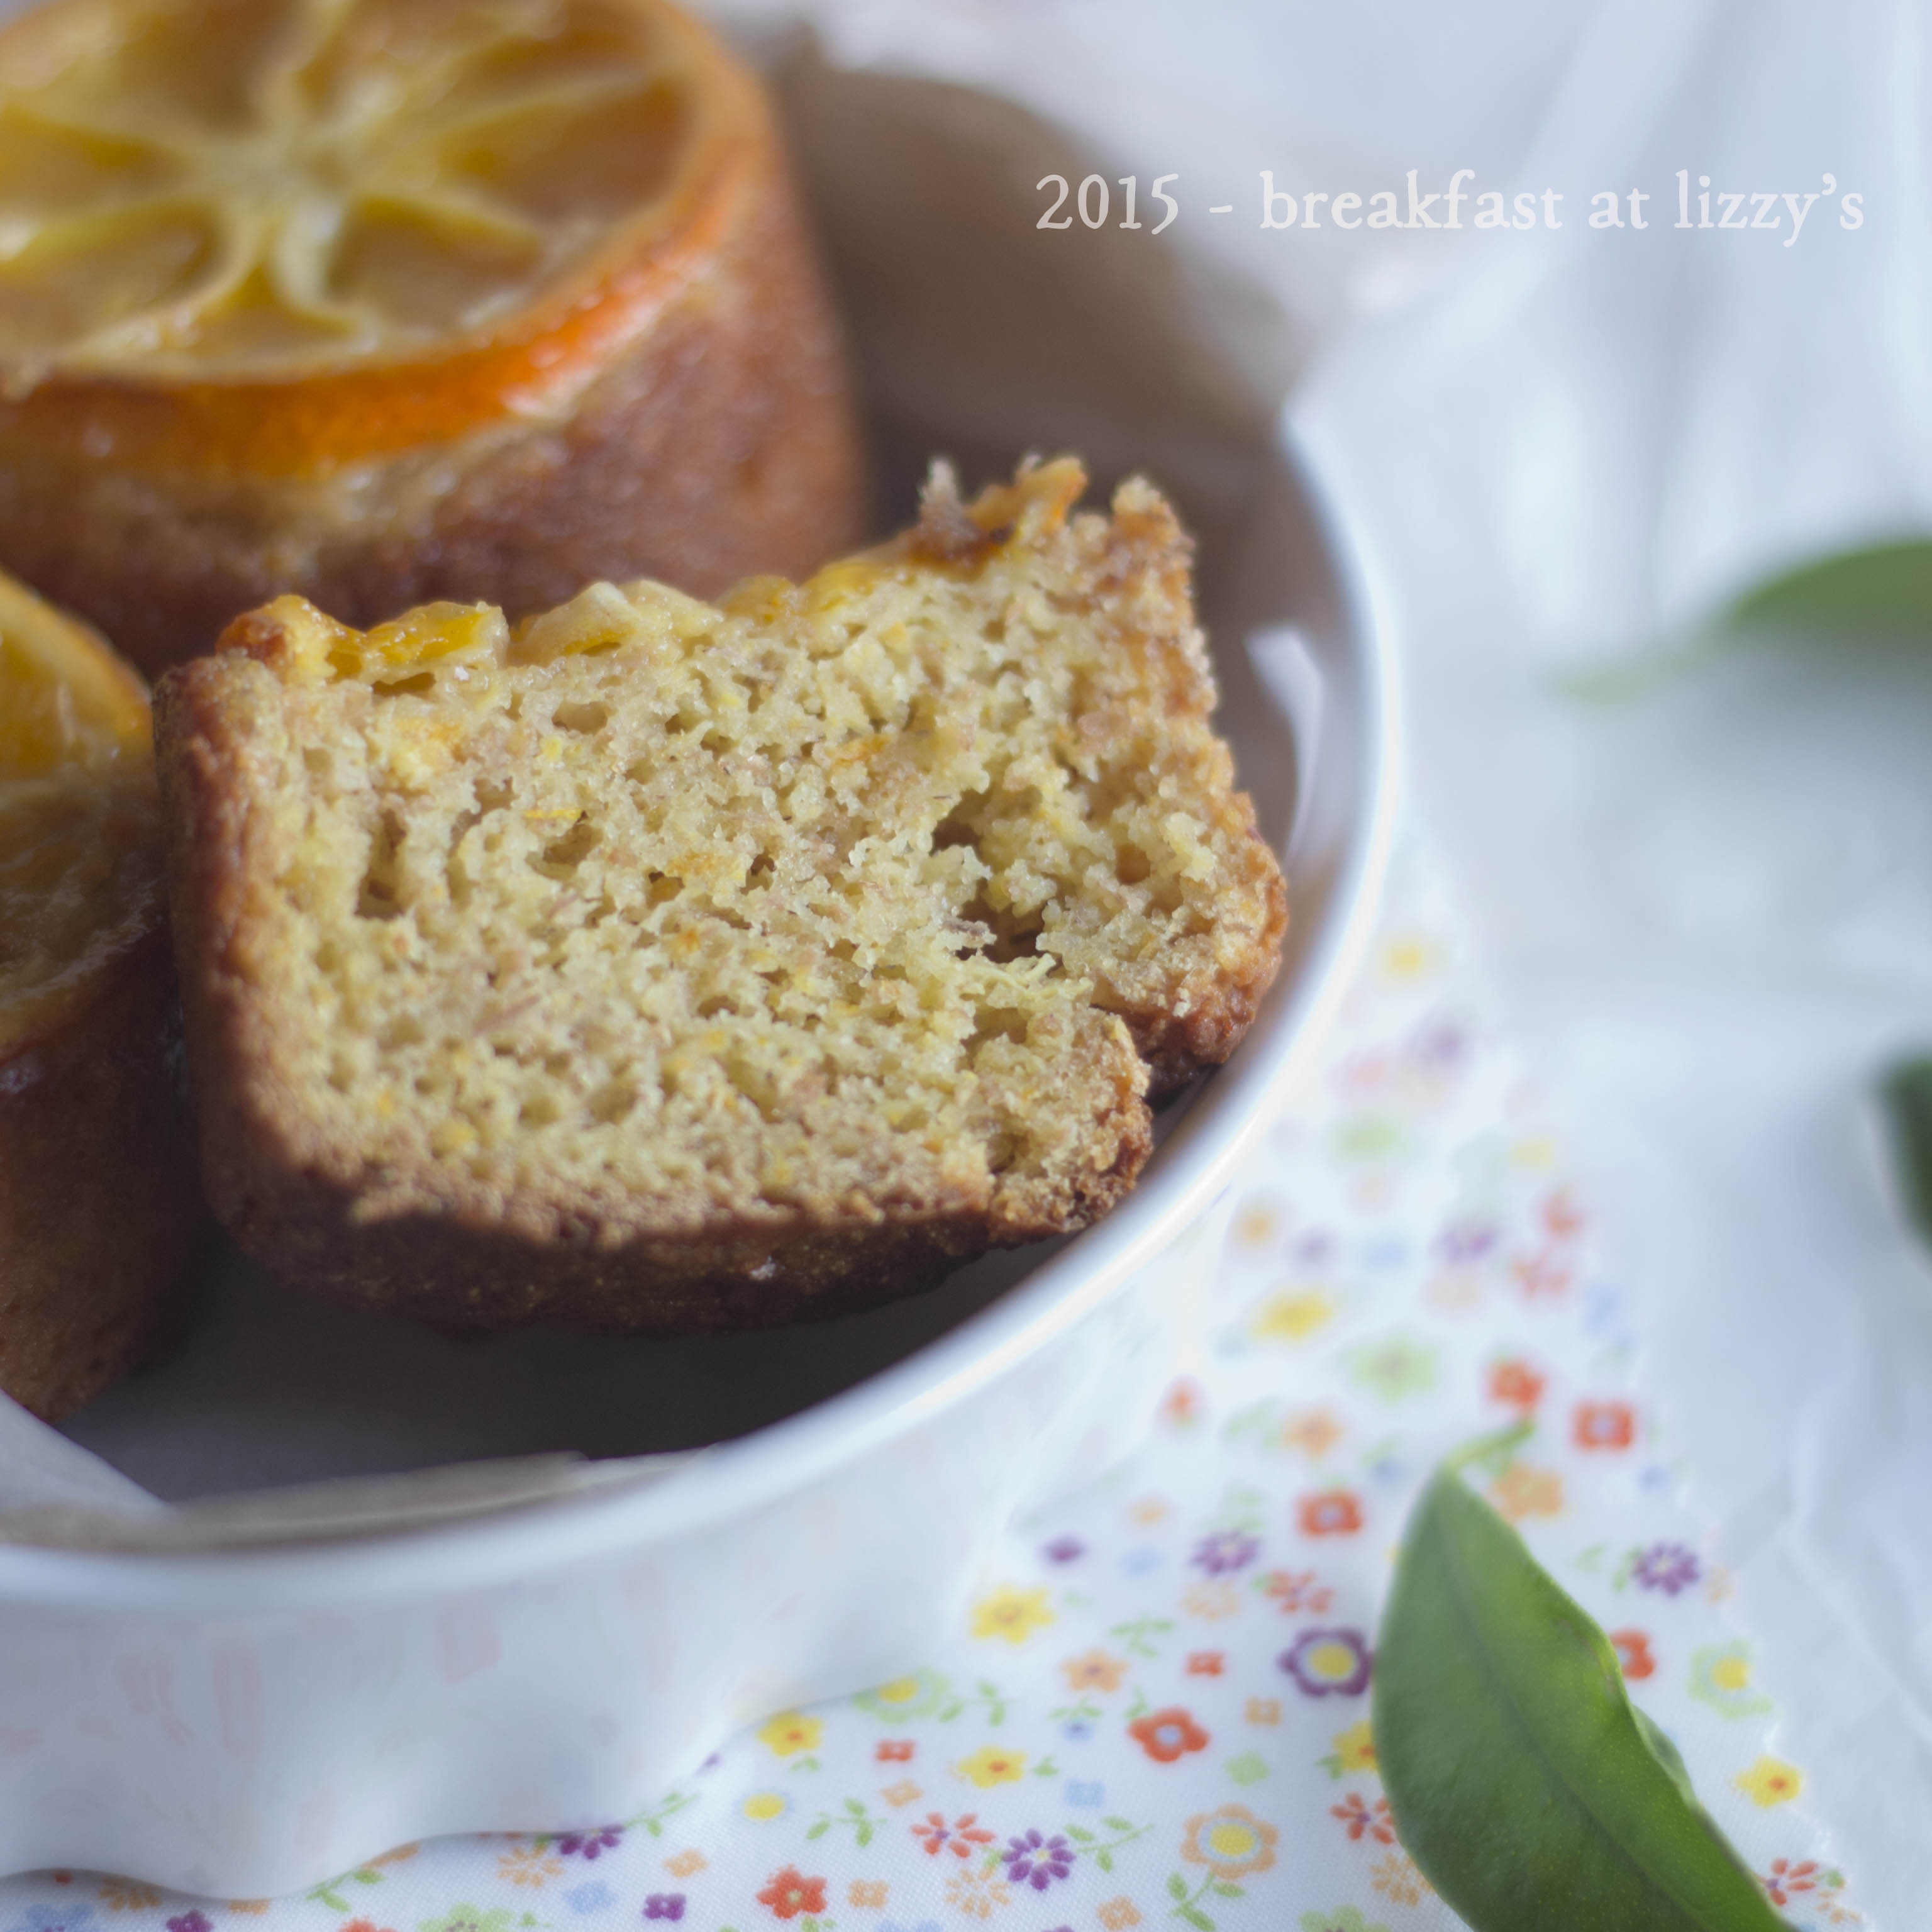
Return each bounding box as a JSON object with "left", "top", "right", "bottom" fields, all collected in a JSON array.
[{"left": 1296, "top": 0, "right": 1932, "bottom": 1916}]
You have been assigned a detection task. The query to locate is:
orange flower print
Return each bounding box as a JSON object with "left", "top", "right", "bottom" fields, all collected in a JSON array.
[
  {"left": 1161, "top": 1378, "right": 1204, "bottom": 1426},
  {"left": 847, "top": 1881, "right": 888, "bottom": 1910},
  {"left": 1543, "top": 1187, "right": 1585, "bottom": 1240},
  {"left": 1258, "top": 1568, "right": 1334, "bottom": 1615},
  {"left": 497, "top": 1844, "right": 564, "bottom": 1887},
  {"left": 1062, "top": 1649, "right": 1130, "bottom": 1694},
  {"left": 1487, "top": 1359, "right": 1545, "bottom": 1413},
  {"left": 943, "top": 1871, "right": 1010, "bottom": 1921},
  {"left": 913, "top": 1811, "right": 995, "bottom": 1858},
  {"left": 1180, "top": 1580, "right": 1240, "bottom": 1621},
  {"left": 880, "top": 1780, "right": 921, "bottom": 1807},
  {"left": 1512, "top": 1249, "right": 1572, "bottom": 1298},
  {"left": 1185, "top": 1652, "right": 1224, "bottom": 1677},
  {"left": 1760, "top": 1860, "right": 1822, "bottom": 1908},
  {"left": 1279, "top": 1407, "right": 1345, "bottom": 1458},
  {"left": 1128, "top": 1707, "right": 1209, "bottom": 1764},
  {"left": 1297, "top": 1491, "right": 1363, "bottom": 1537},
  {"left": 1244, "top": 1698, "right": 1281, "bottom": 1726},
  {"left": 1609, "top": 1630, "right": 1656, "bottom": 1682},
  {"left": 1331, "top": 1792, "right": 1396, "bottom": 1845},
  {"left": 99, "top": 1884, "right": 164, "bottom": 1912},
  {"left": 665, "top": 1852, "right": 708, "bottom": 1879},
  {"left": 1179, "top": 1805, "right": 1279, "bottom": 1880},
  {"left": 1573, "top": 1401, "right": 1636, "bottom": 1451},
  {"left": 758, "top": 1868, "right": 828, "bottom": 1921},
  {"left": 1490, "top": 1464, "right": 1564, "bottom": 1523},
  {"left": 876, "top": 1740, "right": 914, "bottom": 1762},
  {"left": 1097, "top": 1900, "right": 1141, "bottom": 1931},
  {"left": 1371, "top": 1848, "right": 1432, "bottom": 1907}
]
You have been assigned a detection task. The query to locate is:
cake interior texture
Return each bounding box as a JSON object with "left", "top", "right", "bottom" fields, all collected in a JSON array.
[{"left": 160, "top": 458, "right": 1287, "bottom": 1326}]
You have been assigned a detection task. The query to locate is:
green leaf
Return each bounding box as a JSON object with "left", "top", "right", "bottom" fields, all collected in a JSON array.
[
  {"left": 1558, "top": 536, "right": 1932, "bottom": 704},
  {"left": 1374, "top": 1465, "right": 1791, "bottom": 1931},
  {"left": 1180, "top": 1906, "right": 1214, "bottom": 1931},
  {"left": 806, "top": 1822, "right": 829, "bottom": 1841},
  {"left": 1725, "top": 538, "right": 1932, "bottom": 635},
  {"left": 1096, "top": 1852, "right": 1114, "bottom": 1874},
  {"left": 1167, "top": 1874, "right": 1189, "bottom": 1902},
  {"left": 1065, "top": 1826, "right": 1096, "bottom": 1844},
  {"left": 1101, "top": 1816, "right": 1136, "bottom": 1833},
  {"left": 1880, "top": 1057, "right": 1932, "bottom": 1250}
]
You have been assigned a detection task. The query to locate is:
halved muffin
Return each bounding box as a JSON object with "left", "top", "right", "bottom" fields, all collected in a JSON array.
[{"left": 156, "top": 459, "right": 1287, "bottom": 1330}]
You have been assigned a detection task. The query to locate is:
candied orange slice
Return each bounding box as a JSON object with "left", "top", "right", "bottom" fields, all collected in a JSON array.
[
  {"left": 0, "top": 569, "right": 158, "bottom": 1052},
  {"left": 0, "top": 0, "right": 763, "bottom": 473},
  {"left": 0, "top": 567, "right": 148, "bottom": 775}
]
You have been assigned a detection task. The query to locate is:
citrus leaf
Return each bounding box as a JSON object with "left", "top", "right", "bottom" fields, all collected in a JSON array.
[
  {"left": 1880, "top": 1057, "right": 1932, "bottom": 1250},
  {"left": 1724, "top": 538, "right": 1932, "bottom": 635},
  {"left": 1373, "top": 1465, "right": 1792, "bottom": 1931}
]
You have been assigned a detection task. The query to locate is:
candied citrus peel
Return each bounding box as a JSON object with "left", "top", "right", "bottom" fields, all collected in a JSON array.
[
  {"left": 0, "top": 567, "right": 148, "bottom": 776},
  {"left": 0, "top": 0, "right": 758, "bottom": 472}
]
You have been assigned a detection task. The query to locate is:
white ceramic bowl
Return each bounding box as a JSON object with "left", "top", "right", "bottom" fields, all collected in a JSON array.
[{"left": 0, "top": 62, "right": 1401, "bottom": 1892}]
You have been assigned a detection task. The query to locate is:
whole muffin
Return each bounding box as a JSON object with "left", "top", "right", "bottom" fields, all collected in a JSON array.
[
  {"left": 0, "top": 572, "right": 203, "bottom": 1419},
  {"left": 0, "top": 0, "right": 867, "bottom": 677}
]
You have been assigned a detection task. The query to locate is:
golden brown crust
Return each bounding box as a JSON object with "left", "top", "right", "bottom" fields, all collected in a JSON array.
[
  {"left": 0, "top": 922, "right": 204, "bottom": 1419},
  {"left": 0, "top": 55, "right": 867, "bottom": 680}
]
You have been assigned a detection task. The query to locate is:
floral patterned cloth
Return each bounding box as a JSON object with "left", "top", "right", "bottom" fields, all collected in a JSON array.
[{"left": 0, "top": 850, "right": 1862, "bottom": 1931}]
